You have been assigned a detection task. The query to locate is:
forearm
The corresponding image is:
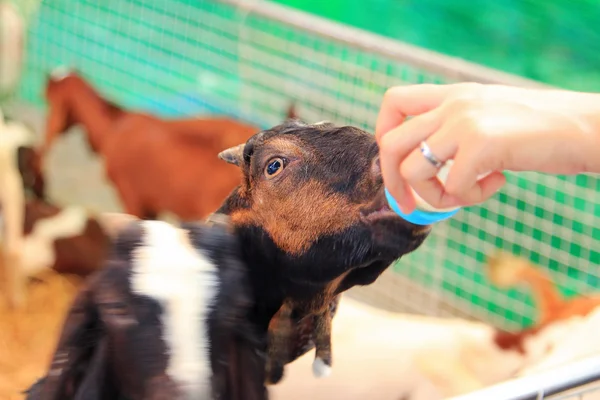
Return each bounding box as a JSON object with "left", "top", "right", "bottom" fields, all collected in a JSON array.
[{"left": 566, "top": 91, "right": 600, "bottom": 174}]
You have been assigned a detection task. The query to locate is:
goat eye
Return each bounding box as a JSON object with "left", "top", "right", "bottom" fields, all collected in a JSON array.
[{"left": 264, "top": 157, "right": 285, "bottom": 178}]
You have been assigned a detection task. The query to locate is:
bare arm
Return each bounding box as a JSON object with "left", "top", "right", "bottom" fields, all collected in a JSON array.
[{"left": 375, "top": 83, "right": 600, "bottom": 213}]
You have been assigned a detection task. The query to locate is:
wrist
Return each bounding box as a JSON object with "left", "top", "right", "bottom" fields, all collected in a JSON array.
[{"left": 569, "top": 92, "right": 600, "bottom": 173}]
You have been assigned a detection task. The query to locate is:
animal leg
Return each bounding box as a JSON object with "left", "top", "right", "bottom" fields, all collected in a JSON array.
[
  {"left": 266, "top": 302, "right": 293, "bottom": 385},
  {"left": 312, "top": 309, "right": 333, "bottom": 378}
]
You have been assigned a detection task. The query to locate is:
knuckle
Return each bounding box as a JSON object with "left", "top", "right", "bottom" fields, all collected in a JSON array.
[
  {"left": 381, "top": 86, "right": 403, "bottom": 105},
  {"left": 459, "top": 113, "right": 485, "bottom": 136},
  {"left": 441, "top": 97, "right": 477, "bottom": 117},
  {"left": 446, "top": 82, "right": 483, "bottom": 101},
  {"left": 379, "top": 134, "right": 399, "bottom": 156},
  {"left": 443, "top": 180, "right": 463, "bottom": 197},
  {"left": 457, "top": 82, "right": 484, "bottom": 94}
]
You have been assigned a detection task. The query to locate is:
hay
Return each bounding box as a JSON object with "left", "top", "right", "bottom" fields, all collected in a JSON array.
[{"left": 0, "top": 269, "right": 82, "bottom": 400}]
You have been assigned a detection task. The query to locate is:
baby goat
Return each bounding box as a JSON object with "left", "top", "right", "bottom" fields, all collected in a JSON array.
[
  {"left": 29, "top": 120, "right": 432, "bottom": 397},
  {"left": 25, "top": 214, "right": 264, "bottom": 400},
  {"left": 216, "top": 119, "right": 431, "bottom": 383}
]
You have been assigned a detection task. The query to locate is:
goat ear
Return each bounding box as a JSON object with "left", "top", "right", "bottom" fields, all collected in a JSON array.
[
  {"left": 286, "top": 103, "right": 298, "bottom": 121},
  {"left": 218, "top": 144, "right": 245, "bottom": 167},
  {"left": 29, "top": 277, "right": 104, "bottom": 400}
]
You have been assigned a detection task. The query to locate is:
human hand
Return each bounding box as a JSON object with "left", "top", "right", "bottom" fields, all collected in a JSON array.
[{"left": 375, "top": 83, "right": 600, "bottom": 214}]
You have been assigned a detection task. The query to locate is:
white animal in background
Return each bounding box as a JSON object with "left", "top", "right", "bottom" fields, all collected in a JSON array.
[
  {"left": 0, "top": 108, "right": 37, "bottom": 307},
  {"left": 0, "top": 1, "right": 25, "bottom": 95}
]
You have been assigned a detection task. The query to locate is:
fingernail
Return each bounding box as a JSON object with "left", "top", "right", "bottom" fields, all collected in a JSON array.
[{"left": 399, "top": 202, "right": 416, "bottom": 214}]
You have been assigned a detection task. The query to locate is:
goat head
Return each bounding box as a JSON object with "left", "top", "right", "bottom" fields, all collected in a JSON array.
[{"left": 217, "top": 120, "right": 432, "bottom": 383}]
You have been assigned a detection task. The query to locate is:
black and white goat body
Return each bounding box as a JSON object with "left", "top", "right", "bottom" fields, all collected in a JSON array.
[
  {"left": 27, "top": 120, "right": 432, "bottom": 399},
  {"left": 26, "top": 214, "right": 266, "bottom": 400}
]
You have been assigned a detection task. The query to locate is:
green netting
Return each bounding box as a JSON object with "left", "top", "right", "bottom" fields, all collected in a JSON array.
[
  {"left": 270, "top": 0, "right": 600, "bottom": 93},
  {"left": 15, "top": 0, "right": 600, "bottom": 330}
]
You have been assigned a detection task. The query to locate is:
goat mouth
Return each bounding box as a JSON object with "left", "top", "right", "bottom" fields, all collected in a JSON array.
[{"left": 359, "top": 190, "right": 401, "bottom": 223}]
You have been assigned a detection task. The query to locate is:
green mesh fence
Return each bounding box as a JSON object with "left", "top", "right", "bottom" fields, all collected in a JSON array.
[
  {"left": 270, "top": 0, "right": 600, "bottom": 93},
  {"left": 14, "top": 0, "right": 600, "bottom": 330}
]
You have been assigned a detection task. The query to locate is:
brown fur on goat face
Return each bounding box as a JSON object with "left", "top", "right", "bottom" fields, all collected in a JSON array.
[{"left": 216, "top": 120, "right": 432, "bottom": 384}]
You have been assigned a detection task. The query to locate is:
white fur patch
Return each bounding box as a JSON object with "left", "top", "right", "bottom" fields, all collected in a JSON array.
[
  {"left": 312, "top": 358, "right": 332, "bottom": 378},
  {"left": 0, "top": 2, "right": 25, "bottom": 91},
  {"left": 131, "top": 220, "right": 218, "bottom": 399},
  {"left": 17, "top": 206, "right": 89, "bottom": 277},
  {"left": 0, "top": 115, "right": 36, "bottom": 149}
]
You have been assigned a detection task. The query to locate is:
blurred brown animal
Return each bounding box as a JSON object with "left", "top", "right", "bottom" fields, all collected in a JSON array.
[
  {"left": 0, "top": 200, "right": 112, "bottom": 400},
  {"left": 17, "top": 198, "right": 110, "bottom": 277},
  {"left": 40, "top": 67, "right": 294, "bottom": 221},
  {"left": 488, "top": 251, "right": 600, "bottom": 355},
  {"left": 0, "top": 197, "right": 111, "bottom": 308}
]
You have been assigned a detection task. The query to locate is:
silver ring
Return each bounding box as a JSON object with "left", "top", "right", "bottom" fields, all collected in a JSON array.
[{"left": 420, "top": 141, "right": 444, "bottom": 169}]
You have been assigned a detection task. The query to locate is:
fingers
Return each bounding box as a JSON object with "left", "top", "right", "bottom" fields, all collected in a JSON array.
[
  {"left": 444, "top": 145, "right": 507, "bottom": 204},
  {"left": 403, "top": 143, "right": 508, "bottom": 209},
  {"left": 375, "top": 84, "right": 457, "bottom": 143},
  {"left": 386, "top": 113, "right": 456, "bottom": 212},
  {"left": 410, "top": 177, "right": 462, "bottom": 212},
  {"left": 475, "top": 171, "right": 507, "bottom": 201},
  {"left": 387, "top": 116, "right": 507, "bottom": 210},
  {"left": 379, "top": 109, "right": 443, "bottom": 213},
  {"left": 400, "top": 123, "right": 458, "bottom": 182}
]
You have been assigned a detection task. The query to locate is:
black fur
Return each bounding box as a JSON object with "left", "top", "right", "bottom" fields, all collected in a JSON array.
[
  {"left": 17, "top": 146, "right": 46, "bottom": 200},
  {"left": 27, "top": 120, "right": 431, "bottom": 398},
  {"left": 216, "top": 120, "right": 431, "bottom": 374},
  {"left": 25, "top": 218, "right": 263, "bottom": 400}
]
